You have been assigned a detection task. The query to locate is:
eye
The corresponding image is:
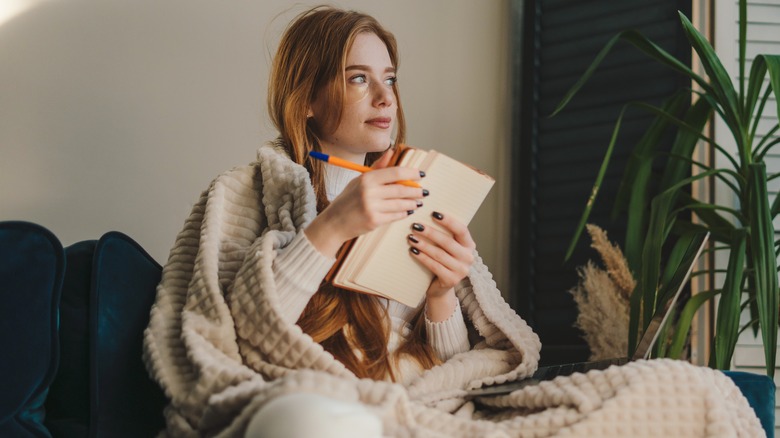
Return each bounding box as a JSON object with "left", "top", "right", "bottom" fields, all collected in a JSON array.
[
  {"left": 384, "top": 76, "right": 397, "bottom": 86},
  {"left": 349, "top": 74, "right": 367, "bottom": 84}
]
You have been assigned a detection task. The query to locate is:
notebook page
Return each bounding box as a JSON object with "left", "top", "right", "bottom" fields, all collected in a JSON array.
[{"left": 353, "top": 151, "right": 494, "bottom": 307}]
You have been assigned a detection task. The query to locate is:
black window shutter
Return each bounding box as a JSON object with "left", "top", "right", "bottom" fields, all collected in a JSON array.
[{"left": 510, "top": 0, "right": 692, "bottom": 365}]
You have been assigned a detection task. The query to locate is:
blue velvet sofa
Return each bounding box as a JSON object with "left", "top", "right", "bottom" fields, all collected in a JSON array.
[
  {"left": 0, "top": 220, "right": 776, "bottom": 437},
  {"left": 1, "top": 221, "right": 165, "bottom": 437}
]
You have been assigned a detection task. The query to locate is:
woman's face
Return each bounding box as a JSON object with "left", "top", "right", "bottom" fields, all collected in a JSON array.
[{"left": 310, "top": 32, "right": 397, "bottom": 163}]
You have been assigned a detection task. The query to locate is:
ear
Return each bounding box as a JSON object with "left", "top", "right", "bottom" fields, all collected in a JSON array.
[{"left": 306, "top": 106, "right": 314, "bottom": 119}]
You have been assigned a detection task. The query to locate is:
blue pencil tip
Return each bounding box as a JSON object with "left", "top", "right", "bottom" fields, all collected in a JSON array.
[{"left": 308, "top": 150, "right": 328, "bottom": 161}]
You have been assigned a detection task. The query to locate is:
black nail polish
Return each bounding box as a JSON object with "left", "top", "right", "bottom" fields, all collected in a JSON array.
[
  {"left": 419, "top": 170, "right": 426, "bottom": 178},
  {"left": 412, "top": 223, "right": 424, "bottom": 232},
  {"left": 407, "top": 210, "right": 414, "bottom": 215},
  {"left": 416, "top": 200, "right": 423, "bottom": 208},
  {"left": 432, "top": 211, "right": 444, "bottom": 220},
  {"left": 410, "top": 247, "right": 420, "bottom": 255},
  {"left": 408, "top": 234, "right": 419, "bottom": 243},
  {"left": 422, "top": 189, "right": 429, "bottom": 197}
]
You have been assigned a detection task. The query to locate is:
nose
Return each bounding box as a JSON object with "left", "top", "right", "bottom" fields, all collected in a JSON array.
[{"left": 371, "top": 82, "right": 395, "bottom": 108}]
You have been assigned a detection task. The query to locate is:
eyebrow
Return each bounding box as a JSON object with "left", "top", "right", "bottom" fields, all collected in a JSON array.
[{"left": 345, "top": 65, "right": 396, "bottom": 74}]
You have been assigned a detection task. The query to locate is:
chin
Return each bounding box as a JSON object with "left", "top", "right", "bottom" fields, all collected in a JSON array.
[{"left": 365, "top": 138, "right": 393, "bottom": 153}]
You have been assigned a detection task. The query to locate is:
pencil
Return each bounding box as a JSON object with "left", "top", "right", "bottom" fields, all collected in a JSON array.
[{"left": 308, "top": 151, "right": 422, "bottom": 188}]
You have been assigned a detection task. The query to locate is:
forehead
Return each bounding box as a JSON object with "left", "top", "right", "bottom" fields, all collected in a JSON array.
[{"left": 346, "top": 32, "right": 393, "bottom": 68}]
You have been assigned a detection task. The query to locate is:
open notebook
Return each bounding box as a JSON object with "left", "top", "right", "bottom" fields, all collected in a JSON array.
[
  {"left": 325, "top": 145, "right": 495, "bottom": 307},
  {"left": 466, "top": 231, "right": 710, "bottom": 397}
]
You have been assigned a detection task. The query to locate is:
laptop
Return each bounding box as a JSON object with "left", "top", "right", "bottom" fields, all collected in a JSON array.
[{"left": 466, "top": 231, "right": 710, "bottom": 397}]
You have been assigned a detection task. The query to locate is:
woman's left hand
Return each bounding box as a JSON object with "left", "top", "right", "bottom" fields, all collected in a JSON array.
[{"left": 407, "top": 212, "right": 476, "bottom": 321}]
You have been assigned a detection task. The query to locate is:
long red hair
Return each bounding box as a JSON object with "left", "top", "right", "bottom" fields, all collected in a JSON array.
[{"left": 268, "top": 6, "right": 438, "bottom": 380}]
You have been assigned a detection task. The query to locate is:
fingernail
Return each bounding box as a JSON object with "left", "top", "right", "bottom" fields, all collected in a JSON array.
[
  {"left": 408, "top": 234, "right": 419, "bottom": 243},
  {"left": 422, "top": 189, "right": 430, "bottom": 197},
  {"left": 416, "top": 200, "right": 423, "bottom": 208},
  {"left": 407, "top": 210, "right": 414, "bottom": 215},
  {"left": 412, "top": 223, "right": 424, "bottom": 232},
  {"left": 419, "top": 170, "right": 426, "bottom": 178},
  {"left": 410, "top": 247, "right": 420, "bottom": 255},
  {"left": 432, "top": 211, "right": 444, "bottom": 220}
]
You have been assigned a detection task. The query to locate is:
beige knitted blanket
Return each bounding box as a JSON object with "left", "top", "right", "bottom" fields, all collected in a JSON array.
[{"left": 143, "top": 144, "right": 763, "bottom": 437}]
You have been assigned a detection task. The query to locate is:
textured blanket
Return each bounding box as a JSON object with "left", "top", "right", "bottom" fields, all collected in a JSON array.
[{"left": 143, "top": 144, "right": 763, "bottom": 437}]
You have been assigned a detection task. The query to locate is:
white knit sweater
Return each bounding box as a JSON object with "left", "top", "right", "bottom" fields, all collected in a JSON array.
[{"left": 143, "top": 143, "right": 763, "bottom": 437}]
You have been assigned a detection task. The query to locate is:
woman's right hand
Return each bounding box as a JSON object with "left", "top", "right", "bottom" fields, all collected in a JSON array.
[{"left": 305, "top": 164, "right": 425, "bottom": 258}]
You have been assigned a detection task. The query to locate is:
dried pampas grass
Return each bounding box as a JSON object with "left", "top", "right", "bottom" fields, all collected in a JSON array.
[{"left": 569, "top": 224, "right": 635, "bottom": 361}]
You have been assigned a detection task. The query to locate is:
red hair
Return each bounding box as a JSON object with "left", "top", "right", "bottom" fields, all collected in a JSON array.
[{"left": 268, "top": 6, "right": 437, "bottom": 380}]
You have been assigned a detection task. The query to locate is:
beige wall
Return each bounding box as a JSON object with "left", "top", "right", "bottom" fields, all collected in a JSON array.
[{"left": 0, "top": 0, "right": 511, "bottom": 293}]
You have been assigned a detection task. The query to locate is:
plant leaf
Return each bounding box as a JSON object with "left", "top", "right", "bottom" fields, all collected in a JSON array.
[
  {"left": 739, "top": 0, "right": 747, "bottom": 104},
  {"left": 712, "top": 229, "right": 747, "bottom": 369},
  {"left": 658, "top": 232, "right": 698, "bottom": 304},
  {"left": 660, "top": 98, "right": 714, "bottom": 192},
  {"left": 564, "top": 107, "right": 628, "bottom": 261},
  {"left": 631, "top": 101, "right": 738, "bottom": 171},
  {"left": 614, "top": 94, "right": 689, "bottom": 269},
  {"left": 628, "top": 190, "right": 677, "bottom": 354},
  {"left": 748, "top": 163, "right": 778, "bottom": 377},
  {"left": 747, "top": 63, "right": 769, "bottom": 145},
  {"left": 758, "top": 55, "right": 780, "bottom": 127},
  {"left": 675, "top": 203, "right": 745, "bottom": 224},
  {"left": 614, "top": 93, "right": 689, "bottom": 216},
  {"left": 551, "top": 29, "right": 710, "bottom": 118},
  {"left": 684, "top": 205, "right": 736, "bottom": 244},
  {"left": 757, "top": 136, "right": 780, "bottom": 163},
  {"left": 772, "top": 190, "right": 780, "bottom": 218},
  {"left": 667, "top": 290, "right": 719, "bottom": 359},
  {"left": 678, "top": 12, "right": 743, "bottom": 138}
]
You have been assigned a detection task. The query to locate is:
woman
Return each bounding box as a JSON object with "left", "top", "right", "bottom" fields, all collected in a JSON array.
[
  {"left": 144, "top": 6, "right": 763, "bottom": 438},
  {"left": 268, "top": 6, "right": 475, "bottom": 384}
]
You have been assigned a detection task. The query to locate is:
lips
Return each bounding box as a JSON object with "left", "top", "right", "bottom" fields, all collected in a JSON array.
[{"left": 366, "top": 117, "right": 392, "bottom": 129}]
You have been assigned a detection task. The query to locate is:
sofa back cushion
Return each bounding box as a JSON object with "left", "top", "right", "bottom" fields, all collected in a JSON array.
[
  {"left": 89, "top": 231, "right": 167, "bottom": 437},
  {"left": 0, "top": 221, "right": 64, "bottom": 437},
  {"left": 44, "top": 240, "right": 96, "bottom": 436}
]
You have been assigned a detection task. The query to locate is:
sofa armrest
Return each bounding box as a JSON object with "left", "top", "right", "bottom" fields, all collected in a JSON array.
[{"left": 723, "top": 370, "right": 775, "bottom": 438}]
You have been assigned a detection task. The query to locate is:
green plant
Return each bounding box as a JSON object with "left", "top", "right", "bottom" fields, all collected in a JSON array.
[{"left": 554, "top": 1, "right": 780, "bottom": 377}]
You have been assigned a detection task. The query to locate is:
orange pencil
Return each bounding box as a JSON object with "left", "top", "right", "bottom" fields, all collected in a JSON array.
[{"left": 308, "top": 151, "right": 422, "bottom": 188}]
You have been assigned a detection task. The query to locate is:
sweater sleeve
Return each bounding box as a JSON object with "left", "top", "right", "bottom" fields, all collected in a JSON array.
[
  {"left": 425, "top": 301, "right": 471, "bottom": 361},
  {"left": 274, "top": 231, "right": 335, "bottom": 324}
]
